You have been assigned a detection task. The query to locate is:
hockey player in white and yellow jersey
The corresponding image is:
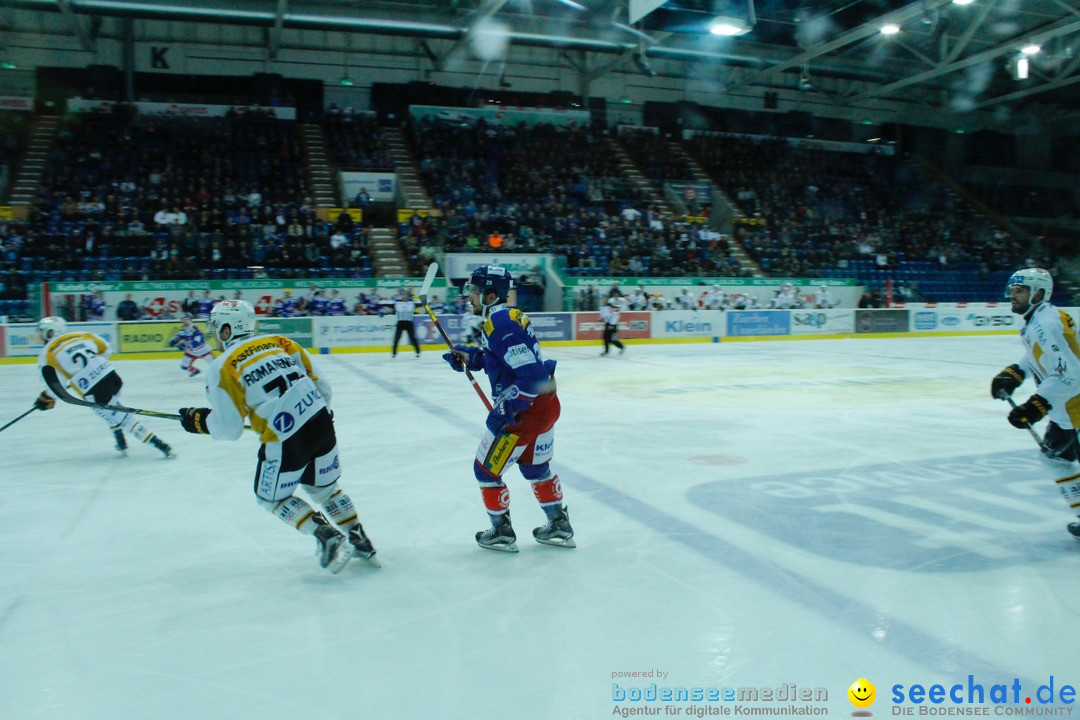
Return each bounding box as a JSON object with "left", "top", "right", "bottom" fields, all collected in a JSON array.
[
  {"left": 992, "top": 268, "right": 1080, "bottom": 538},
  {"left": 177, "top": 299, "right": 376, "bottom": 574},
  {"left": 34, "top": 316, "right": 175, "bottom": 458}
]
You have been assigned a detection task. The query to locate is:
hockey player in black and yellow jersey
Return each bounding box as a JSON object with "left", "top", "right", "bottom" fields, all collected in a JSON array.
[
  {"left": 178, "top": 299, "right": 376, "bottom": 574},
  {"left": 34, "top": 316, "right": 175, "bottom": 458}
]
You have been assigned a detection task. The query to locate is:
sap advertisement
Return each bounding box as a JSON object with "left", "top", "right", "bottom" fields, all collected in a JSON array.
[
  {"left": 790, "top": 309, "right": 855, "bottom": 335},
  {"left": 4, "top": 322, "right": 116, "bottom": 358}
]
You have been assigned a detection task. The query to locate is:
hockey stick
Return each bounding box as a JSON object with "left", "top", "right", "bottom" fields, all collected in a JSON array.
[
  {"left": 41, "top": 365, "right": 183, "bottom": 421},
  {"left": 0, "top": 407, "right": 39, "bottom": 433},
  {"left": 418, "top": 262, "right": 493, "bottom": 411},
  {"left": 998, "top": 391, "right": 1052, "bottom": 454}
]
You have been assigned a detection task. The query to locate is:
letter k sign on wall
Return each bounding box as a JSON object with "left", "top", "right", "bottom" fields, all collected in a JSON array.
[{"left": 151, "top": 46, "right": 169, "bottom": 69}]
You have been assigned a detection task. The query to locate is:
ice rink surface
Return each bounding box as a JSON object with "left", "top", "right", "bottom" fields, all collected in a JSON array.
[{"left": 2, "top": 335, "right": 1079, "bottom": 719}]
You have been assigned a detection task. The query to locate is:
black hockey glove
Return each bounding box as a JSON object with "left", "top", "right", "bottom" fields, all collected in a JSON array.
[
  {"left": 179, "top": 407, "right": 212, "bottom": 434},
  {"left": 1008, "top": 395, "right": 1050, "bottom": 429},
  {"left": 991, "top": 364, "right": 1025, "bottom": 399},
  {"left": 34, "top": 392, "right": 55, "bottom": 411}
]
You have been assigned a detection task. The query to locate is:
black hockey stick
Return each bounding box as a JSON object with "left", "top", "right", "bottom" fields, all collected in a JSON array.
[
  {"left": 41, "top": 365, "right": 183, "bottom": 421},
  {"left": 419, "top": 262, "right": 494, "bottom": 411},
  {"left": 997, "top": 391, "right": 1052, "bottom": 454},
  {"left": 0, "top": 406, "right": 39, "bottom": 433}
]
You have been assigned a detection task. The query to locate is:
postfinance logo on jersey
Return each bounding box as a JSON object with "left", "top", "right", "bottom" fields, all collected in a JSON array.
[{"left": 890, "top": 675, "right": 1077, "bottom": 715}]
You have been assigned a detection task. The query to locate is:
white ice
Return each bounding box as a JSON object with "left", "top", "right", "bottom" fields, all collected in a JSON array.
[{"left": 2, "top": 335, "right": 1078, "bottom": 720}]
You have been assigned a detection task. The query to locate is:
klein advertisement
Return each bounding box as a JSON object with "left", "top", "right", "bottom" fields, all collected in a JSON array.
[{"left": 650, "top": 311, "right": 724, "bottom": 340}]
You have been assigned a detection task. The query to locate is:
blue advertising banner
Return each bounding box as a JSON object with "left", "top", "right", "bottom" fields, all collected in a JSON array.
[
  {"left": 727, "top": 311, "right": 790, "bottom": 337},
  {"left": 525, "top": 313, "right": 573, "bottom": 342}
]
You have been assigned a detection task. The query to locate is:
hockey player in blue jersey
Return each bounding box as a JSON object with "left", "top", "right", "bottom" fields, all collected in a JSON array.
[
  {"left": 194, "top": 290, "right": 216, "bottom": 319},
  {"left": 274, "top": 289, "right": 300, "bottom": 317},
  {"left": 168, "top": 313, "right": 215, "bottom": 377},
  {"left": 307, "top": 289, "right": 328, "bottom": 316},
  {"left": 442, "top": 264, "right": 574, "bottom": 552},
  {"left": 326, "top": 289, "right": 347, "bottom": 316}
]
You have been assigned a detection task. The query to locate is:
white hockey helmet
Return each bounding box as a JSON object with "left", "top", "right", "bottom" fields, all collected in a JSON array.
[
  {"left": 209, "top": 299, "right": 256, "bottom": 342},
  {"left": 1006, "top": 267, "right": 1053, "bottom": 306},
  {"left": 38, "top": 316, "right": 68, "bottom": 341}
]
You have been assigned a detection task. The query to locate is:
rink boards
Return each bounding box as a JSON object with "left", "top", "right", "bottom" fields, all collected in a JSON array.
[{"left": 0, "top": 302, "right": 1041, "bottom": 359}]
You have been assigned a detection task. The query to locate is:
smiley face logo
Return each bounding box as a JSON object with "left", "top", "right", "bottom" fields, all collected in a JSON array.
[{"left": 848, "top": 678, "right": 876, "bottom": 713}]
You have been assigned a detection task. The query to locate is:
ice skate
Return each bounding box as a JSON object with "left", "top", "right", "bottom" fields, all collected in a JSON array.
[
  {"left": 347, "top": 522, "right": 380, "bottom": 566},
  {"left": 113, "top": 429, "right": 128, "bottom": 456},
  {"left": 1068, "top": 521, "right": 1080, "bottom": 540},
  {"left": 476, "top": 514, "right": 518, "bottom": 552},
  {"left": 533, "top": 507, "right": 576, "bottom": 548},
  {"left": 313, "top": 516, "right": 352, "bottom": 574},
  {"left": 188, "top": 368, "right": 201, "bottom": 378},
  {"left": 149, "top": 436, "right": 176, "bottom": 459}
]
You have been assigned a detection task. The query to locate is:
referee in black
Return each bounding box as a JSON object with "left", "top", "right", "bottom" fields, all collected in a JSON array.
[
  {"left": 600, "top": 296, "right": 625, "bottom": 356},
  {"left": 391, "top": 286, "right": 421, "bottom": 358}
]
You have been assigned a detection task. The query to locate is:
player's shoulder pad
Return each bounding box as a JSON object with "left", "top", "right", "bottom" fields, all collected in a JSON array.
[
  {"left": 507, "top": 308, "right": 530, "bottom": 330},
  {"left": 1056, "top": 307, "right": 1076, "bottom": 329}
]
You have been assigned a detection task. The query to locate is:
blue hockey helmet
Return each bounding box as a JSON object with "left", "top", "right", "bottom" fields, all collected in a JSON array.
[{"left": 465, "top": 265, "right": 513, "bottom": 303}]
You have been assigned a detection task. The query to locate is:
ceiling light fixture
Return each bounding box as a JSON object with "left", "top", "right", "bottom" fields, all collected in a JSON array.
[
  {"left": 880, "top": 24, "right": 901, "bottom": 35},
  {"left": 710, "top": 17, "right": 752, "bottom": 36},
  {"left": 1021, "top": 44, "right": 1041, "bottom": 55},
  {"left": 1016, "top": 56, "right": 1029, "bottom": 80}
]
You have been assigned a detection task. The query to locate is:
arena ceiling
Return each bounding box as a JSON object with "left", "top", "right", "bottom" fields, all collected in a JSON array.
[{"left": 5, "top": 0, "right": 1080, "bottom": 120}]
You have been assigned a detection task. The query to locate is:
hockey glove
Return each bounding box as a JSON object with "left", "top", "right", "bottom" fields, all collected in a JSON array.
[
  {"left": 179, "top": 407, "right": 212, "bottom": 434},
  {"left": 34, "top": 392, "right": 55, "bottom": 411},
  {"left": 991, "top": 364, "right": 1025, "bottom": 399},
  {"left": 485, "top": 386, "right": 533, "bottom": 434},
  {"left": 443, "top": 344, "right": 482, "bottom": 373},
  {"left": 1008, "top": 395, "right": 1050, "bottom": 429}
]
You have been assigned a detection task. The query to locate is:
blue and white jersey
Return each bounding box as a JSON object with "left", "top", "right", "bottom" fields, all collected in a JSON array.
[
  {"left": 85, "top": 296, "right": 106, "bottom": 319},
  {"left": 309, "top": 295, "right": 328, "bottom": 316},
  {"left": 478, "top": 305, "right": 556, "bottom": 403},
  {"left": 326, "top": 297, "right": 347, "bottom": 316},
  {"left": 274, "top": 297, "right": 299, "bottom": 317},
  {"left": 195, "top": 298, "right": 216, "bottom": 318},
  {"left": 169, "top": 326, "right": 212, "bottom": 356}
]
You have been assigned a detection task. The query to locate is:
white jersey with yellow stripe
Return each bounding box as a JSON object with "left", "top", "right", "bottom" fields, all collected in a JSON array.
[
  {"left": 204, "top": 334, "right": 332, "bottom": 443},
  {"left": 37, "top": 332, "right": 113, "bottom": 398},
  {"left": 1018, "top": 302, "right": 1080, "bottom": 428}
]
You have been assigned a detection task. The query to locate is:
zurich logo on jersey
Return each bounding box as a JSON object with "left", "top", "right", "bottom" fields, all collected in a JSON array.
[
  {"left": 77, "top": 378, "right": 90, "bottom": 390},
  {"left": 272, "top": 412, "right": 295, "bottom": 433}
]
